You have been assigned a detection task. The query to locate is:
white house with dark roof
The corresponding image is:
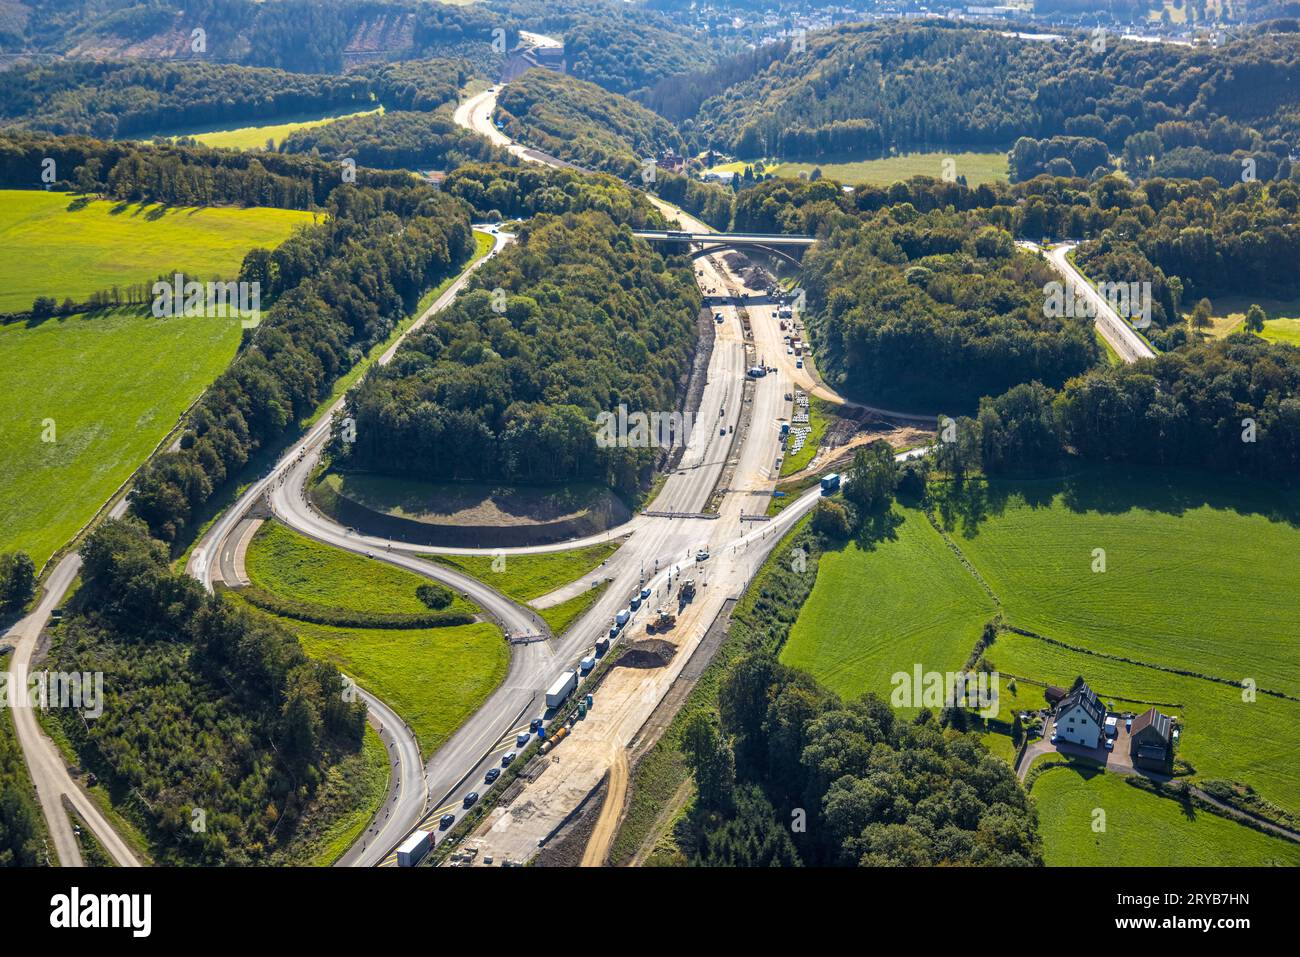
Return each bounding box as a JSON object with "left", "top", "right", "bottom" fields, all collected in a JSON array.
[{"left": 1053, "top": 680, "right": 1105, "bottom": 749}]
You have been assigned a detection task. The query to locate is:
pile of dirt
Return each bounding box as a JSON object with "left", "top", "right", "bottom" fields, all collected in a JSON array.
[{"left": 615, "top": 639, "right": 677, "bottom": 669}]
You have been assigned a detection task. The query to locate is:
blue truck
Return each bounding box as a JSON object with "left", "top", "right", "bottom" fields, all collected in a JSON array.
[{"left": 820, "top": 473, "right": 841, "bottom": 494}]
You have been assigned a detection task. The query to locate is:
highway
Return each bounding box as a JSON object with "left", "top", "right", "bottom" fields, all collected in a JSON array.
[
  {"left": 1023, "top": 240, "right": 1157, "bottom": 364},
  {"left": 188, "top": 84, "right": 928, "bottom": 867}
]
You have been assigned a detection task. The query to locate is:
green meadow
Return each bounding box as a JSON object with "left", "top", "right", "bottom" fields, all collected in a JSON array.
[
  {"left": 0, "top": 190, "right": 315, "bottom": 312},
  {"left": 246, "top": 522, "right": 479, "bottom": 619},
  {"left": 150, "top": 106, "right": 383, "bottom": 151},
  {"left": 768, "top": 150, "right": 1009, "bottom": 187},
  {"left": 781, "top": 507, "right": 997, "bottom": 705},
  {"left": 948, "top": 468, "right": 1300, "bottom": 699},
  {"left": 0, "top": 307, "right": 242, "bottom": 569},
  {"left": 1032, "top": 765, "right": 1300, "bottom": 866},
  {"left": 430, "top": 541, "right": 621, "bottom": 603}
]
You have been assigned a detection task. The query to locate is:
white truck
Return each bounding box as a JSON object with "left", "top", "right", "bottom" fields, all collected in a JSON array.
[
  {"left": 546, "top": 669, "right": 578, "bottom": 709},
  {"left": 396, "top": 829, "right": 431, "bottom": 867}
]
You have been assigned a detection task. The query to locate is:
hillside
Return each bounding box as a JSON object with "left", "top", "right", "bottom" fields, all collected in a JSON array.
[{"left": 675, "top": 20, "right": 1300, "bottom": 185}]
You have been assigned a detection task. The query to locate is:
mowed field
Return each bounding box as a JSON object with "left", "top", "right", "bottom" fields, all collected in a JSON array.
[
  {"left": 1032, "top": 766, "right": 1300, "bottom": 866},
  {"left": 0, "top": 307, "right": 241, "bottom": 569},
  {"left": 430, "top": 541, "right": 620, "bottom": 603},
  {"left": 241, "top": 524, "right": 508, "bottom": 756},
  {"left": 784, "top": 465, "right": 1300, "bottom": 819},
  {"left": 247, "top": 522, "right": 479, "bottom": 619},
  {"left": 152, "top": 106, "right": 383, "bottom": 150},
  {"left": 990, "top": 629, "right": 1300, "bottom": 814},
  {"left": 952, "top": 468, "right": 1300, "bottom": 699},
  {"left": 781, "top": 507, "right": 997, "bottom": 705},
  {"left": 0, "top": 190, "right": 316, "bottom": 311},
  {"left": 768, "top": 151, "right": 1008, "bottom": 187}
]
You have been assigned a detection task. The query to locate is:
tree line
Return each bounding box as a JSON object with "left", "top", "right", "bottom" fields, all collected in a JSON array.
[
  {"left": 130, "top": 184, "right": 476, "bottom": 543},
  {"left": 332, "top": 210, "right": 701, "bottom": 498},
  {"left": 970, "top": 336, "right": 1300, "bottom": 483},
  {"left": 0, "top": 130, "right": 420, "bottom": 209}
]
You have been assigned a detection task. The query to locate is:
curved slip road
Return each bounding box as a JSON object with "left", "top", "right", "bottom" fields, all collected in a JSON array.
[{"left": 2, "top": 500, "right": 143, "bottom": 867}]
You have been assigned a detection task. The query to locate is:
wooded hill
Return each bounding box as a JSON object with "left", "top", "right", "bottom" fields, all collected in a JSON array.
[
  {"left": 671, "top": 21, "right": 1300, "bottom": 186},
  {"left": 334, "top": 210, "right": 702, "bottom": 497}
]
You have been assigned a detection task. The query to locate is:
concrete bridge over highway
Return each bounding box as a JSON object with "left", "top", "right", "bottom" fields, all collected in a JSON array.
[{"left": 633, "top": 229, "right": 817, "bottom": 266}]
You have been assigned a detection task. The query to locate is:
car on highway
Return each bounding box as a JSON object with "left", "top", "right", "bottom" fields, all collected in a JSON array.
[
  {"left": 530, "top": 718, "right": 543, "bottom": 732},
  {"left": 720, "top": 427, "right": 727, "bottom": 436},
  {"left": 516, "top": 732, "right": 530, "bottom": 747},
  {"left": 485, "top": 767, "right": 501, "bottom": 784},
  {"left": 463, "top": 791, "right": 480, "bottom": 808},
  {"left": 696, "top": 548, "right": 710, "bottom": 561},
  {"left": 640, "top": 587, "right": 651, "bottom": 600},
  {"left": 440, "top": 814, "right": 456, "bottom": 829},
  {"left": 502, "top": 751, "right": 517, "bottom": 766}
]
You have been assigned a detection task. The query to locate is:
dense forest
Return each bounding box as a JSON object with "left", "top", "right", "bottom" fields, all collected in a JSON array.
[
  {"left": 443, "top": 162, "right": 662, "bottom": 225},
  {"left": 496, "top": 68, "right": 685, "bottom": 178},
  {"left": 131, "top": 184, "right": 476, "bottom": 543},
  {"left": 334, "top": 210, "right": 701, "bottom": 496},
  {"left": 970, "top": 336, "right": 1300, "bottom": 482},
  {"left": 682, "top": 660, "right": 1041, "bottom": 866},
  {"left": 799, "top": 196, "right": 1099, "bottom": 409},
  {"left": 676, "top": 20, "right": 1300, "bottom": 185},
  {"left": 492, "top": 70, "right": 734, "bottom": 227},
  {"left": 0, "top": 56, "right": 474, "bottom": 142},
  {"left": 46, "top": 518, "right": 366, "bottom": 865}
]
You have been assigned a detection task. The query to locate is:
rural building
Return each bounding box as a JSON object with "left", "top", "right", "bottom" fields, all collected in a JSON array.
[
  {"left": 1129, "top": 707, "right": 1174, "bottom": 771},
  {"left": 1043, "top": 685, "right": 1067, "bottom": 708},
  {"left": 657, "top": 148, "right": 685, "bottom": 174},
  {"left": 1053, "top": 680, "right": 1104, "bottom": 748}
]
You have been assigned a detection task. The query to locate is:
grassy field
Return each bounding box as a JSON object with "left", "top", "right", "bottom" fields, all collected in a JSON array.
[
  {"left": 0, "top": 307, "right": 242, "bottom": 570},
  {"left": 276, "top": 616, "right": 507, "bottom": 756},
  {"left": 1261, "top": 318, "right": 1300, "bottom": 347},
  {"left": 0, "top": 190, "right": 316, "bottom": 311},
  {"left": 537, "top": 581, "right": 610, "bottom": 636},
  {"left": 149, "top": 106, "right": 383, "bottom": 150},
  {"left": 987, "top": 628, "right": 1300, "bottom": 815},
  {"left": 1032, "top": 765, "right": 1300, "bottom": 866},
  {"left": 769, "top": 151, "right": 1008, "bottom": 187},
  {"left": 781, "top": 507, "right": 997, "bottom": 705},
  {"left": 950, "top": 468, "right": 1300, "bottom": 699},
  {"left": 245, "top": 522, "right": 478, "bottom": 618},
  {"left": 430, "top": 541, "right": 621, "bottom": 603}
]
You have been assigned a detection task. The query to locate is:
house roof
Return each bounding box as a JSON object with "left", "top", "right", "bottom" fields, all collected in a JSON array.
[
  {"left": 1044, "top": 685, "right": 1067, "bottom": 705},
  {"left": 1056, "top": 681, "right": 1104, "bottom": 725},
  {"left": 1130, "top": 707, "right": 1172, "bottom": 742}
]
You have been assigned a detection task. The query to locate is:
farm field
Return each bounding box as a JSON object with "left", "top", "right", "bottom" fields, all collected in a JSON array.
[
  {"left": 246, "top": 521, "right": 479, "bottom": 618},
  {"left": 1032, "top": 765, "right": 1300, "bottom": 866},
  {"left": 947, "top": 467, "right": 1300, "bottom": 699},
  {"left": 150, "top": 106, "right": 383, "bottom": 150},
  {"left": 769, "top": 150, "right": 1008, "bottom": 187},
  {"left": 987, "top": 628, "right": 1300, "bottom": 816},
  {"left": 0, "top": 190, "right": 316, "bottom": 312},
  {"left": 430, "top": 541, "right": 620, "bottom": 603},
  {"left": 0, "top": 307, "right": 241, "bottom": 570},
  {"left": 781, "top": 506, "right": 997, "bottom": 705}
]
